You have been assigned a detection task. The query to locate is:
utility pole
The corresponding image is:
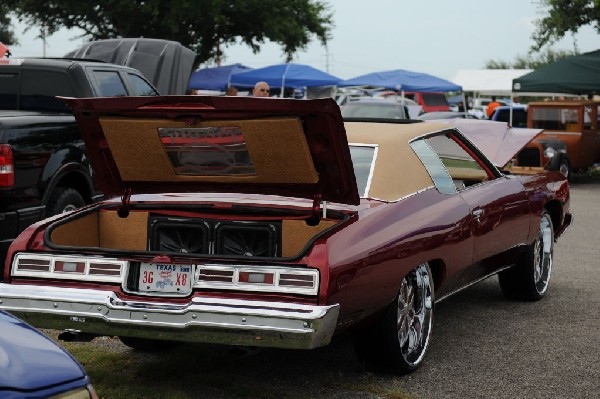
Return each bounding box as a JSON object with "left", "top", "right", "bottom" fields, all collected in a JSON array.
[
  {"left": 41, "top": 25, "right": 47, "bottom": 57},
  {"left": 325, "top": 43, "right": 330, "bottom": 73}
]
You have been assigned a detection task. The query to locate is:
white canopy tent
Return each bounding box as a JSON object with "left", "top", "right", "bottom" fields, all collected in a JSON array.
[{"left": 451, "top": 69, "right": 532, "bottom": 96}]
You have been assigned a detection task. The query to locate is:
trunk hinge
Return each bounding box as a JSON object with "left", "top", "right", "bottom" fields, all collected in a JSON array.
[
  {"left": 307, "top": 193, "right": 323, "bottom": 226},
  {"left": 118, "top": 187, "right": 132, "bottom": 218}
]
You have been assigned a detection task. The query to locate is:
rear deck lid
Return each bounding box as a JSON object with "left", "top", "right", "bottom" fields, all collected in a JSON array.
[{"left": 64, "top": 95, "right": 359, "bottom": 205}]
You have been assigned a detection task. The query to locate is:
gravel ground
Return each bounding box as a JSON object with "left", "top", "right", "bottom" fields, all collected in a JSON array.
[{"left": 45, "top": 178, "right": 600, "bottom": 399}]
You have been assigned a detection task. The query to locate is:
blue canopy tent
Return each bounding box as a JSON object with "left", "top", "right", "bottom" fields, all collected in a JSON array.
[
  {"left": 339, "top": 69, "right": 462, "bottom": 92},
  {"left": 339, "top": 68, "right": 463, "bottom": 115},
  {"left": 187, "top": 63, "right": 252, "bottom": 91},
  {"left": 229, "top": 63, "right": 341, "bottom": 96}
]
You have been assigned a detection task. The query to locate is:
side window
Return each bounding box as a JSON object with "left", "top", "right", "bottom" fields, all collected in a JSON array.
[
  {"left": 411, "top": 131, "right": 493, "bottom": 193},
  {"left": 349, "top": 145, "right": 377, "bottom": 197},
  {"left": 128, "top": 73, "right": 159, "bottom": 96},
  {"left": 583, "top": 106, "right": 594, "bottom": 130},
  {"left": 20, "top": 70, "right": 77, "bottom": 112},
  {"left": 92, "top": 71, "right": 127, "bottom": 97},
  {"left": 0, "top": 72, "right": 19, "bottom": 109},
  {"left": 410, "top": 139, "right": 456, "bottom": 194}
]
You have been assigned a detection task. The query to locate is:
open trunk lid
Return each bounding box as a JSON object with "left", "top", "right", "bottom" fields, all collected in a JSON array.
[{"left": 64, "top": 95, "right": 360, "bottom": 206}]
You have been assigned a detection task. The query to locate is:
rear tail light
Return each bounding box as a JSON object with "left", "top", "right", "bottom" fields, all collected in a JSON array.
[
  {"left": 11, "top": 253, "right": 319, "bottom": 295},
  {"left": 0, "top": 144, "right": 14, "bottom": 187},
  {"left": 195, "top": 264, "right": 319, "bottom": 295},
  {"left": 12, "top": 253, "right": 125, "bottom": 283}
]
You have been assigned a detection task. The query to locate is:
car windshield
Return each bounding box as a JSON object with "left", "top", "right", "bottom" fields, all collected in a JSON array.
[
  {"left": 349, "top": 145, "right": 376, "bottom": 197},
  {"left": 342, "top": 102, "right": 406, "bottom": 119}
]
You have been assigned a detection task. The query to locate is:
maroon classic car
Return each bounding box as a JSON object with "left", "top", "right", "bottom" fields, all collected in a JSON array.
[{"left": 0, "top": 96, "right": 571, "bottom": 374}]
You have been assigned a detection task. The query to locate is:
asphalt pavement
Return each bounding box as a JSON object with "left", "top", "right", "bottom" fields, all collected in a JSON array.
[
  {"left": 65, "top": 178, "right": 600, "bottom": 399},
  {"left": 379, "top": 177, "right": 600, "bottom": 399},
  {"left": 238, "top": 178, "right": 600, "bottom": 399}
]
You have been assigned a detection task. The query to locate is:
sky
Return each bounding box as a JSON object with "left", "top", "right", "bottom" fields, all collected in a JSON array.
[{"left": 6, "top": 0, "right": 600, "bottom": 81}]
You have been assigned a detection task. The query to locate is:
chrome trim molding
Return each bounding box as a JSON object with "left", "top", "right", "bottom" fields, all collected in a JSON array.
[
  {"left": 436, "top": 264, "right": 515, "bottom": 303},
  {"left": 0, "top": 284, "right": 339, "bottom": 350}
]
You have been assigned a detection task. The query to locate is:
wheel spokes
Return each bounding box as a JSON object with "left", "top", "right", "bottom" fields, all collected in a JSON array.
[
  {"left": 535, "top": 215, "right": 553, "bottom": 293},
  {"left": 397, "top": 279, "right": 413, "bottom": 346},
  {"left": 396, "top": 264, "right": 433, "bottom": 365}
]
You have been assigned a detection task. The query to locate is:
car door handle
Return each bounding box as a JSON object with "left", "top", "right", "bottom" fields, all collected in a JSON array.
[{"left": 472, "top": 209, "right": 484, "bottom": 221}]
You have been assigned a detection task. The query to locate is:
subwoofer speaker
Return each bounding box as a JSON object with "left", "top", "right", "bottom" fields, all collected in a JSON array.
[
  {"left": 149, "top": 217, "right": 210, "bottom": 254},
  {"left": 214, "top": 222, "right": 280, "bottom": 257}
]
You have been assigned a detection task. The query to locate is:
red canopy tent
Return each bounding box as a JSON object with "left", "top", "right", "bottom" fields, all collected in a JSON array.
[{"left": 0, "top": 42, "right": 11, "bottom": 57}]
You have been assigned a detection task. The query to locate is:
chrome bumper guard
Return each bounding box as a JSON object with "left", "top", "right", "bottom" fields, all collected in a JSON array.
[{"left": 0, "top": 284, "right": 339, "bottom": 349}]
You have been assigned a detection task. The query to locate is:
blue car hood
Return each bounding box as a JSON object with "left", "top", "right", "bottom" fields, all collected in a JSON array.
[{"left": 0, "top": 311, "right": 85, "bottom": 391}]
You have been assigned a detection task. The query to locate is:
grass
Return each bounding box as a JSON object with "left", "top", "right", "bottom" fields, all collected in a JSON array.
[{"left": 44, "top": 331, "right": 417, "bottom": 399}]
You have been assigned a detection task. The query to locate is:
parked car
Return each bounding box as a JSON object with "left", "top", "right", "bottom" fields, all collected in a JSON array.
[
  {"left": 489, "top": 105, "right": 528, "bottom": 127},
  {"left": 417, "top": 111, "right": 479, "bottom": 120},
  {"left": 468, "top": 97, "right": 510, "bottom": 118},
  {"left": 490, "top": 101, "right": 600, "bottom": 179},
  {"left": 0, "top": 96, "right": 572, "bottom": 375},
  {"left": 404, "top": 91, "right": 450, "bottom": 112},
  {"left": 341, "top": 97, "right": 418, "bottom": 119},
  {"left": 0, "top": 57, "right": 160, "bottom": 265},
  {"left": 377, "top": 91, "right": 449, "bottom": 112},
  {"left": 0, "top": 309, "right": 97, "bottom": 398}
]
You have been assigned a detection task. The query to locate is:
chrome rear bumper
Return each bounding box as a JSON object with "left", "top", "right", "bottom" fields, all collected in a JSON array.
[{"left": 0, "top": 284, "right": 339, "bottom": 349}]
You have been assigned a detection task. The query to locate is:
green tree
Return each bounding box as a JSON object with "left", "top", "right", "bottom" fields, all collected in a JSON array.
[
  {"left": 4, "top": 0, "right": 333, "bottom": 63},
  {"left": 484, "top": 60, "right": 512, "bottom": 69},
  {"left": 532, "top": 0, "right": 600, "bottom": 51},
  {"left": 485, "top": 48, "right": 579, "bottom": 69},
  {"left": 0, "top": 6, "right": 18, "bottom": 45}
]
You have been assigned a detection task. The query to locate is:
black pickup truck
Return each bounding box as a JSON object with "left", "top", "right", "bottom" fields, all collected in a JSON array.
[{"left": 0, "top": 57, "right": 160, "bottom": 261}]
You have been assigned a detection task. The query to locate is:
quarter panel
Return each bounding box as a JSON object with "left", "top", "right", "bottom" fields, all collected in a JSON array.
[{"left": 323, "top": 188, "right": 473, "bottom": 328}]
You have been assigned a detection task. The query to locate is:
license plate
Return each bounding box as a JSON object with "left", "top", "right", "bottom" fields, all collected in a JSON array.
[{"left": 138, "top": 263, "right": 193, "bottom": 294}]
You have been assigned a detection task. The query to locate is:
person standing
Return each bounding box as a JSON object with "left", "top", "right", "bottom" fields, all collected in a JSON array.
[
  {"left": 252, "top": 81, "right": 270, "bottom": 97},
  {"left": 486, "top": 96, "right": 501, "bottom": 118}
]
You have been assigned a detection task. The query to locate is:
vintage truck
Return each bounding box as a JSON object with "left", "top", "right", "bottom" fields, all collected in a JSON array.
[
  {"left": 492, "top": 100, "right": 600, "bottom": 179},
  {"left": 0, "top": 57, "right": 160, "bottom": 263}
]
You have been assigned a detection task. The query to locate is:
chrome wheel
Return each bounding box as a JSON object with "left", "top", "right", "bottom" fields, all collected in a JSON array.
[
  {"left": 62, "top": 203, "right": 79, "bottom": 213},
  {"left": 352, "top": 262, "right": 435, "bottom": 374},
  {"left": 396, "top": 263, "right": 433, "bottom": 366},
  {"left": 46, "top": 187, "right": 85, "bottom": 216},
  {"left": 534, "top": 214, "right": 553, "bottom": 295},
  {"left": 498, "top": 210, "right": 554, "bottom": 301},
  {"left": 559, "top": 160, "right": 569, "bottom": 178}
]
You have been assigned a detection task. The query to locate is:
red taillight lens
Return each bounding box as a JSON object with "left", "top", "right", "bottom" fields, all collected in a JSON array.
[{"left": 0, "top": 144, "right": 15, "bottom": 187}]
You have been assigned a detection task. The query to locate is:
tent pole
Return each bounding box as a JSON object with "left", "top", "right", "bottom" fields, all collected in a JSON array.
[
  {"left": 462, "top": 92, "right": 467, "bottom": 118},
  {"left": 281, "top": 63, "right": 291, "bottom": 98},
  {"left": 509, "top": 92, "right": 514, "bottom": 126}
]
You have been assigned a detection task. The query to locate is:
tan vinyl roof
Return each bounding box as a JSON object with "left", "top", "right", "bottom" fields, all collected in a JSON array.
[{"left": 344, "top": 121, "right": 451, "bottom": 201}]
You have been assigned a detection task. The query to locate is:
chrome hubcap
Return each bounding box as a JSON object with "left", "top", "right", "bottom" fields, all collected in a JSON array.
[
  {"left": 396, "top": 263, "right": 433, "bottom": 366},
  {"left": 534, "top": 215, "right": 553, "bottom": 294},
  {"left": 62, "top": 204, "right": 78, "bottom": 213},
  {"left": 559, "top": 161, "right": 569, "bottom": 178}
]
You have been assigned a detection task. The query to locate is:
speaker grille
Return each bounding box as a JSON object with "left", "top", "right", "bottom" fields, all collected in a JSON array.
[
  {"left": 148, "top": 216, "right": 280, "bottom": 257},
  {"left": 215, "top": 223, "right": 279, "bottom": 257},
  {"left": 150, "top": 219, "right": 209, "bottom": 254}
]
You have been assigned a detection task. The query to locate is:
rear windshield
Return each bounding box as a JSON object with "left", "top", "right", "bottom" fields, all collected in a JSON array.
[
  {"left": 421, "top": 93, "right": 449, "bottom": 106},
  {"left": 494, "top": 108, "right": 528, "bottom": 128},
  {"left": 20, "top": 70, "right": 77, "bottom": 112},
  {"left": 342, "top": 102, "right": 407, "bottom": 119},
  {"left": 0, "top": 72, "right": 18, "bottom": 110}
]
